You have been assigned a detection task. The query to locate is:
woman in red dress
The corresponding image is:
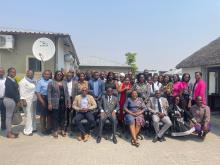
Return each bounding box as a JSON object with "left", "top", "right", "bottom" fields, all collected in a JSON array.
[{"left": 118, "top": 77, "right": 132, "bottom": 122}]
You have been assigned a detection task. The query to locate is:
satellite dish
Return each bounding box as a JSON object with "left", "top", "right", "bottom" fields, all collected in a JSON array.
[{"left": 32, "top": 37, "right": 55, "bottom": 61}]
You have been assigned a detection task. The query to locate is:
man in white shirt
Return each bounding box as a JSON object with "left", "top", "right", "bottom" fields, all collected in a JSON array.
[
  {"left": 150, "top": 74, "right": 162, "bottom": 96},
  {"left": 19, "top": 70, "right": 37, "bottom": 136},
  {"left": 0, "top": 67, "right": 6, "bottom": 130},
  {"left": 65, "top": 71, "right": 79, "bottom": 133}
]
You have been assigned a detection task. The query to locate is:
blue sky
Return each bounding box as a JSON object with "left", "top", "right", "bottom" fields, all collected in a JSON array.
[{"left": 1, "top": 0, "right": 220, "bottom": 71}]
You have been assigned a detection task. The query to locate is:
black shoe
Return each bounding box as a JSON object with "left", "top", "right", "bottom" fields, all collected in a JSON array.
[
  {"left": 152, "top": 136, "right": 158, "bottom": 143},
  {"left": 113, "top": 136, "right": 117, "bottom": 144},
  {"left": 198, "top": 132, "right": 202, "bottom": 137},
  {"left": 161, "top": 136, "right": 166, "bottom": 142},
  {"left": 42, "top": 129, "right": 51, "bottom": 135},
  {"left": 201, "top": 132, "right": 207, "bottom": 140},
  {"left": 96, "top": 136, "right": 101, "bottom": 143},
  {"left": 32, "top": 130, "right": 37, "bottom": 133}
]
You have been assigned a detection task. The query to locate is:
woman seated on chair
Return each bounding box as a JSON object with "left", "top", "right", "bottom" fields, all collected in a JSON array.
[
  {"left": 124, "top": 90, "right": 146, "bottom": 147},
  {"left": 168, "top": 95, "right": 195, "bottom": 137}
]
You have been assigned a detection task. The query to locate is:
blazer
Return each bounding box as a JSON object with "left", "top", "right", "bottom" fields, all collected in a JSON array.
[
  {"left": 47, "top": 80, "right": 70, "bottom": 109},
  {"left": 99, "top": 95, "right": 119, "bottom": 113},
  {"left": 72, "top": 94, "right": 97, "bottom": 111},
  {"left": 4, "top": 77, "right": 20, "bottom": 103},
  {"left": 88, "top": 79, "right": 105, "bottom": 99},
  {"left": 147, "top": 97, "right": 169, "bottom": 115},
  {"left": 193, "top": 79, "right": 206, "bottom": 105}
]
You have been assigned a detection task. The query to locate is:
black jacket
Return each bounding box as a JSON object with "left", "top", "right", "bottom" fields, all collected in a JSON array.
[{"left": 4, "top": 77, "right": 20, "bottom": 103}]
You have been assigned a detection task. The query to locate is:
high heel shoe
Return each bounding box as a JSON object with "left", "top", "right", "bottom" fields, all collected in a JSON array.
[{"left": 131, "top": 139, "right": 140, "bottom": 147}]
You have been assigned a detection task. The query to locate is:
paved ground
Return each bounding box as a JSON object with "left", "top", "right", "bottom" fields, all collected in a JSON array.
[{"left": 1, "top": 113, "right": 220, "bottom": 165}]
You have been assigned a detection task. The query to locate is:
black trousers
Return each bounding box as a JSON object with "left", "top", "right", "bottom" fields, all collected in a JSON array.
[
  {"left": 64, "top": 108, "right": 71, "bottom": 131},
  {"left": 0, "top": 98, "right": 6, "bottom": 129},
  {"left": 75, "top": 111, "right": 95, "bottom": 136},
  {"left": 52, "top": 101, "right": 66, "bottom": 132},
  {"left": 98, "top": 114, "right": 117, "bottom": 137}
]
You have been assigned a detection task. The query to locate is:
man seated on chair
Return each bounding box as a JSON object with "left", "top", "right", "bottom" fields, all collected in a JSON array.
[
  {"left": 73, "top": 86, "right": 97, "bottom": 142},
  {"left": 97, "top": 87, "right": 119, "bottom": 144},
  {"left": 147, "top": 90, "right": 172, "bottom": 143}
]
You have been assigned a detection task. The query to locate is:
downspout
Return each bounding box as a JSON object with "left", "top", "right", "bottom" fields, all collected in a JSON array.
[{"left": 54, "top": 36, "right": 59, "bottom": 71}]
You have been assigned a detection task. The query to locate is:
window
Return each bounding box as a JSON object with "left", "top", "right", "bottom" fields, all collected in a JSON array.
[{"left": 28, "top": 57, "right": 42, "bottom": 72}]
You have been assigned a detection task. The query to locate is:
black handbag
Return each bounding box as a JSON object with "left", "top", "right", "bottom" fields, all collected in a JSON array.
[{"left": 12, "top": 107, "right": 22, "bottom": 125}]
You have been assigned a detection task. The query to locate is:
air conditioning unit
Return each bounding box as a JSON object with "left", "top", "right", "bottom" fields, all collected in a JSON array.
[{"left": 0, "top": 35, "right": 14, "bottom": 49}]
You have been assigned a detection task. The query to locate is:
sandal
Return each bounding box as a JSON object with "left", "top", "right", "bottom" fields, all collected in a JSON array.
[
  {"left": 137, "top": 134, "right": 144, "bottom": 140},
  {"left": 131, "top": 139, "right": 140, "bottom": 147}
]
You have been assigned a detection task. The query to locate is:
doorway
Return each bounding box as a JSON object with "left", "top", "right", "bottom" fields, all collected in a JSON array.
[{"left": 207, "top": 67, "right": 220, "bottom": 111}]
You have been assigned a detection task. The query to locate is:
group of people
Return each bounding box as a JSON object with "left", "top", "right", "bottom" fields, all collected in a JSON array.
[{"left": 0, "top": 67, "right": 211, "bottom": 147}]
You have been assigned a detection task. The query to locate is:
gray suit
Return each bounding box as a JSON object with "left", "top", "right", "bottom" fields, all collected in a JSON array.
[
  {"left": 147, "top": 97, "right": 172, "bottom": 138},
  {"left": 98, "top": 95, "right": 119, "bottom": 137}
]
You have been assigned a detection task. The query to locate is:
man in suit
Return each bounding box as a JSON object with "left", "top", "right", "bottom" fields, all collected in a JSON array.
[
  {"left": 88, "top": 71, "right": 105, "bottom": 102},
  {"left": 65, "top": 71, "right": 79, "bottom": 133},
  {"left": 73, "top": 87, "right": 97, "bottom": 142},
  {"left": 96, "top": 87, "right": 119, "bottom": 144},
  {"left": 147, "top": 90, "right": 172, "bottom": 142}
]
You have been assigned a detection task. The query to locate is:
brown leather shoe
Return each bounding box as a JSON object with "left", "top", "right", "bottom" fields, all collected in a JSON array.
[
  {"left": 83, "top": 134, "right": 90, "bottom": 142},
  {"left": 7, "top": 132, "right": 19, "bottom": 139}
]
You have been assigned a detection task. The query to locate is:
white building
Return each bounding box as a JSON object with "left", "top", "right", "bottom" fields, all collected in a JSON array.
[{"left": 0, "top": 27, "right": 79, "bottom": 77}]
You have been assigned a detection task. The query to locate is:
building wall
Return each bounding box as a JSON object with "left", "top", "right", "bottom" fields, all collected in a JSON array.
[
  {"left": 0, "top": 33, "right": 56, "bottom": 77},
  {"left": 182, "top": 67, "right": 201, "bottom": 83}
]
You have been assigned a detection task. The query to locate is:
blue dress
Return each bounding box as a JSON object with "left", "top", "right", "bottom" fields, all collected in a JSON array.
[{"left": 124, "top": 97, "right": 146, "bottom": 126}]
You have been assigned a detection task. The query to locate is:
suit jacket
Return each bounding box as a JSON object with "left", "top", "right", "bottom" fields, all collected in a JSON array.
[
  {"left": 88, "top": 79, "right": 105, "bottom": 99},
  {"left": 47, "top": 80, "right": 70, "bottom": 109},
  {"left": 99, "top": 95, "right": 119, "bottom": 114},
  {"left": 72, "top": 94, "right": 97, "bottom": 111},
  {"left": 147, "top": 97, "right": 169, "bottom": 115}
]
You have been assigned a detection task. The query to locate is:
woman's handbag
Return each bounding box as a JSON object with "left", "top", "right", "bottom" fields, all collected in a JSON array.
[{"left": 12, "top": 107, "right": 22, "bottom": 125}]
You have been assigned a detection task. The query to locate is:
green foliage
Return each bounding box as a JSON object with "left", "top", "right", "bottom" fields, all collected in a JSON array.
[{"left": 125, "top": 52, "right": 138, "bottom": 73}]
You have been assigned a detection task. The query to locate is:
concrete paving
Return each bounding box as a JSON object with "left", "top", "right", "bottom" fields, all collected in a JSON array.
[{"left": 0, "top": 113, "right": 220, "bottom": 165}]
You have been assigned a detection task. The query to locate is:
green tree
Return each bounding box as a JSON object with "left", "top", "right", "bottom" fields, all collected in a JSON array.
[{"left": 125, "top": 52, "right": 138, "bottom": 74}]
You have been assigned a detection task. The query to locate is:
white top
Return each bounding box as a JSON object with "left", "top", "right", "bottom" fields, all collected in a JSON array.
[
  {"left": 150, "top": 81, "right": 162, "bottom": 94},
  {"left": 0, "top": 77, "right": 6, "bottom": 98},
  {"left": 80, "top": 96, "right": 88, "bottom": 109},
  {"left": 67, "top": 81, "right": 72, "bottom": 97},
  {"left": 19, "top": 77, "right": 37, "bottom": 101}
]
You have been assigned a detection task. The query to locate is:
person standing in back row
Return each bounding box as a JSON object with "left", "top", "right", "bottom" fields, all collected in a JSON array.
[
  {"left": 19, "top": 70, "right": 37, "bottom": 136},
  {"left": 35, "top": 70, "right": 52, "bottom": 135},
  {"left": 192, "top": 72, "right": 206, "bottom": 105},
  {"left": 3, "top": 67, "right": 20, "bottom": 138}
]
